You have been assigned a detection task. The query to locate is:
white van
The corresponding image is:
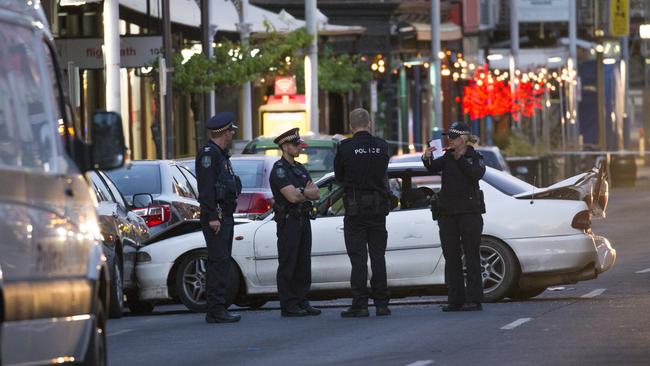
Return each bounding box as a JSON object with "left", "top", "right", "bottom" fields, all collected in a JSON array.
[{"left": 0, "top": 1, "right": 126, "bottom": 365}]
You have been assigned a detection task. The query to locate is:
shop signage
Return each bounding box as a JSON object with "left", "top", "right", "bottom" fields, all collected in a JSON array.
[
  {"left": 516, "top": 0, "right": 569, "bottom": 22},
  {"left": 610, "top": 0, "right": 629, "bottom": 37},
  {"left": 55, "top": 36, "right": 163, "bottom": 69}
]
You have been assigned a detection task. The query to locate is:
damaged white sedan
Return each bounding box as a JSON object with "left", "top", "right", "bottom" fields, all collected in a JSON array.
[{"left": 131, "top": 162, "right": 615, "bottom": 313}]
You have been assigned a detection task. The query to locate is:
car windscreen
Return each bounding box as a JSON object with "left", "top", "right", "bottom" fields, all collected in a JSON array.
[
  {"left": 249, "top": 146, "right": 335, "bottom": 172},
  {"left": 482, "top": 169, "right": 535, "bottom": 196},
  {"left": 105, "top": 164, "right": 162, "bottom": 197},
  {"left": 231, "top": 159, "right": 265, "bottom": 189}
]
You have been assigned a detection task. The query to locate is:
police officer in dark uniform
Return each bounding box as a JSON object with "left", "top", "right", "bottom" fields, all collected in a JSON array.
[
  {"left": 422, "top": 121, "right": 486, "bottom": 312},
  {"left": 195, "top": 112, "right": 242, "bottom": 323},
  {"left": 269, "top": 128, "right": 321, "bottom": 317},
  {"left": 334, "top": 108, "right": 392, "bottom": 317}
]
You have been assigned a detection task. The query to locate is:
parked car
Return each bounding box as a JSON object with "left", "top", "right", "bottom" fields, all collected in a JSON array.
[
  {"left": 134, "top": 161, "right": 613, "bottom": 312},
  {"left": 390, "top": 145, "right": 511, "bottom": 173},
  {"left": 241, "top": 133, "right": 342, "bottom": 180},
  {"left": 105, "top": 160, "right": 201, "bottom": 235},
  {"left": 89, "top": 171, "right": 150, "bottom": 318},
  {"left": 0, "top": 2, "right": 126, "bottom": 364},
  {"left": 177, "top": 155, "right": 277, "bottom": 217}
]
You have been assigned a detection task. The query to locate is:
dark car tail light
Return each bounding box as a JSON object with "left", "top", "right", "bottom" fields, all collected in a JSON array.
[
  {"left": 571, "top": 210, "right": 591, "bottom": 231},
  {"left": 132, "top": 204, "right": 171, "bottom": 227},
  {"left": 247, "top": 193, "right": 273, "bottom": 214}
]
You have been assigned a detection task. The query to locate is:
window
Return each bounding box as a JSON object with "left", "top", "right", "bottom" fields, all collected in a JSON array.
[
  {"left": 177, "top": 165, "right": 198, "bottom": 197},
  {"left": 314, "top": 180, "right": 345, "bottom": 217},
  {"left": 482, "top": 169, "right": 535, "bottom": 196},
  {"left": 171, "top": 165, "right": 195, "bottom": 199},
  {"left": 106, "top": 164, "right": 162, "bottom": 198},
  {"left": 231, "top": 159, "right": 265, "bottom": 189},
  {"left": 100, "top": 171, "right": 127, "bottom": 208},
  {"left": 90, "top": 172, "right": 113, "bottom": 203},
  {"left": 0, "top": 22, "right": 61, "bottom": 172}
]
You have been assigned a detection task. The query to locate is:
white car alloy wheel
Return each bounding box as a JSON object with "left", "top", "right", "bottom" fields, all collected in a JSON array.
[
  {"left": 175, "top": 250, "right": 240, "bottom": 312},
  {"left": 479, "top": 237, "right": 518, "bottom": 302}
]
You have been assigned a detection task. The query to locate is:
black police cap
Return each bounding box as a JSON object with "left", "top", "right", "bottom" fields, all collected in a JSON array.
[
  {"left": 273, "top": 127, "right": 307, "bottom": 147},
  {"left": 206, "top": 112, "right": 238, "bottom": 132},
  {"left": 442, "top": 121, "right": 470, "bottom": 139}
]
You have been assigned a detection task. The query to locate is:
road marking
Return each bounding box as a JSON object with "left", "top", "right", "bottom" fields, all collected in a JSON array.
[
  {"left": 500, "top": 318, "right": 532, "bottom": 330},
  {"left": 405, "top": 361, "right": 434, "bottom": 366},
  {"left": 107, "top": 329, "right": 133, "bottom": 337},
  {"left": 581, "top": 288, "right": 606, "bottom": 298},
  {"left": 635, "top": 268, "right": 650, "bottom": 274}
]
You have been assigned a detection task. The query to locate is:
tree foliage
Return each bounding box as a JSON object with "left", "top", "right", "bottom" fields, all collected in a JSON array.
[{"left": 318, "top": 48, "right": 371, "bottom": 96}]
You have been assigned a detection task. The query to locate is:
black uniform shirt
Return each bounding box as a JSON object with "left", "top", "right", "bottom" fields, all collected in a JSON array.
[
  {"left": 334, "top": 131, "right": 390, "bottom": 194},
  {"left": 422, "top": 145, "right": 486, "bottom": 215},
  {"left": 269, "top": 157, "right": 312, "bottom": 208},
  {"left": 195, "top": 140, "right": 239, "bottom": 221}
]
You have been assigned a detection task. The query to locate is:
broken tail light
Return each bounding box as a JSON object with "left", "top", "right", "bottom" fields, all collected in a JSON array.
[{"left": 132, "top": 204, "right": 171, "bottom": 227}]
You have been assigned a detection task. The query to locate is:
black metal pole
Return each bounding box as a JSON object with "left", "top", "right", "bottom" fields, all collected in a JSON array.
[{"left": 162, "top": 0, "right": 174, "bottom": 158}]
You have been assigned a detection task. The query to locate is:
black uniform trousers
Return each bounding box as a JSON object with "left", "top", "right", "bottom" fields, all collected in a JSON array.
[
  {"left": 343, "top": 214, "right": 389, "bottom": 309},
  {"left": 276, "top": 213, "right": 312, "bottom": 311},
  {"left": 438, "top": 213, "right": 484, "bottom": 305},
  {"left": 201, "top": 216, "right": 234, "bottom": 313}
]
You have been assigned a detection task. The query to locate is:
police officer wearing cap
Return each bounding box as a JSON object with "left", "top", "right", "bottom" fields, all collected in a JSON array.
[
  {"left": 422, "top": 121, "right": 486, "bottom": 312},
  {"left": 269, "top": 128, "right": 321, "bottom": 317},
  {"left": 196, "top": 112, "right": 242, "bottom": 323},
  {"left": 334, "top": 108, "right": 392, "bottom": 318}
]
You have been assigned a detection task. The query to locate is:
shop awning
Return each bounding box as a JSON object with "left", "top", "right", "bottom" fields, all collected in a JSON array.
[
  {"left": 119, "top": 0, "right": 364, "bottom": 35},
  {"left": 398, "top": 22, "right": 462, "bottom": 42},
  {"left": 486, "top": 47, "right": 570, "bottom": 70}
]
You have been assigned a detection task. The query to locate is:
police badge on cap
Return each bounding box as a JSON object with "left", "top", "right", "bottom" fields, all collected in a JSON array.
[
  {"left": 206, "top": 112, "right": 239, "bottom": 133},
  {"left": 442, "top": 121, "right": 471, "bottom": 139},
  {"left": 273, "top": 128, "right": 308, "bottom": 148}
]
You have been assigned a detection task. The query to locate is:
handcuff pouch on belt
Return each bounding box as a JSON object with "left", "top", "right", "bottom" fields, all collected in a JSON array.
[
  {"left": 430, "top": 191, "right": 441, "bottom": 221},
  {"left": 344, "top": 189, "right": 390, "bottom": 217},
  {"left": 273, "top": 201, "right": 314, "bottom": 222}
]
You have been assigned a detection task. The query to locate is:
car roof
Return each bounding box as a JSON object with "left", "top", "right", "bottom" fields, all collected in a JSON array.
[
  {"left": 247, "top": 134, "right": 340, "bottom": 149},
  {"left": 316, "top": 162, "right": 500, "bottom": 183}
]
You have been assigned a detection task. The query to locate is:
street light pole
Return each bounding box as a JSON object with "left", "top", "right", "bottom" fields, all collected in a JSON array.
[
  {"left": 569, "top": 0, "right": 578, "bottom": 148},
  {"left": 235, "top": 0, "right": 253, "bottom": 141},
  {"left": 430, "top": 0, "right": 442, "bottom": 133},
  {"left": 103, "top": 0, "right": 120, "bottom": 113},
  {"left": 162, "top": 0, "right": 174, "bottom": 158},
  {"left": 305, "top": 0, "right": 319, "bottom": 133}
]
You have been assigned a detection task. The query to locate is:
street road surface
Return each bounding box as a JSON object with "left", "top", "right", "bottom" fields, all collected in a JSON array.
[{"left": 108, "top": 173, "right": 650, "bottom": 366}]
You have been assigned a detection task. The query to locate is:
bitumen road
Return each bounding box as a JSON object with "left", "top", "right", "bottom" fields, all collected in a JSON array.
[{"left": 107, "top": 172, "right": 650, "bottom": 366}]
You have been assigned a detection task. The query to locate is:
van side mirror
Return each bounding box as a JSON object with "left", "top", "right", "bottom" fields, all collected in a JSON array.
[
  {"left": 132, "top": 193, "right": 154, "bottom": 209},
  {"left": 91, "top": 111, "right": 126, "bottom": 170}
]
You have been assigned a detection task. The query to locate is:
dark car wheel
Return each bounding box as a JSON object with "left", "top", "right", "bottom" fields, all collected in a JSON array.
[
  {"left": 125, "top": 289, "right": 155, "bottom": 315},
  {"left": 175, "top": 250, "right": 240, "bottom": 312},
  {"left": 508, "top": 286, "right": 547, "bottom": 301},
  {"left": 108, "top": 258, "right": 124, "bottom": 319},
  {"left": 479, "top": 237, "right": 518, "bottom": 302},
  {"left": 82, "top": 298, "right": 107, "bottom": 366}
]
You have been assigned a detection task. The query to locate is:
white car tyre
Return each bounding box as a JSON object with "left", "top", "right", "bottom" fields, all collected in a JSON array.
[
  {"left": 480, "top": 237, "right": 518, "bottom": 302},
  {"left": 175, "top": 250, "right": 240, "bottom": 312}
]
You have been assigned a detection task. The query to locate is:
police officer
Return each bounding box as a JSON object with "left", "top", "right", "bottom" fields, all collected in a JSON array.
[
  {"left": 422, "top": 121, "right": 486, "bottom": 312},
  {"left": 196, "top": 112, "right": 242, "bottom": 323},
  {"left": 334, "top": 108, "right": 391, "bottom": 317},
  {"left": 269, "top": 128, "right": 321, "bottom": 317}
]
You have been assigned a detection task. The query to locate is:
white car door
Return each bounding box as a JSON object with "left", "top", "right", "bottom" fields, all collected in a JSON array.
[{"left": 384, "top": 175, "right": 443, "bottom": 282}]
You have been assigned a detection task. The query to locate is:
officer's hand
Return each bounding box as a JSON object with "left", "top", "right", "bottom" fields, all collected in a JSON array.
[
  {"left": 209, "top": 220, "right": 221, "bottom": 234},
  {"left": 306, "top": 181, "right": 317, "bottom": 190},
  {"left": 422, "top": 146, "right": 437, "bottom": 159}
]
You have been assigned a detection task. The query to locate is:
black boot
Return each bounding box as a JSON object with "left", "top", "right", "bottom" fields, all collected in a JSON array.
[
  {"left": 299, "top": 301, "right": 322, "bottom": 316},
  {"left": 206, "top": 310, "right": 241, "bottom": 323},
  {"left": 441, "top": 304, "right": 464, "bottom": 312},
  {"left": 462, "top": 303, "right": 483, "bottom": 311},
  {"left": 375, "top": 306, "right": 391, "bottom": 316},
  {"left": 281, "top": 306, "right": 309, "bottom": 317},
  {"left": 340, "top": 307, "right": 369, "bottom": 318}
]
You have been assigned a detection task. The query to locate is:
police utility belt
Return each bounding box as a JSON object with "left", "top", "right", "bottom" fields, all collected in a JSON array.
[
  {"left": 273, "top": 201, "right": 314, "bottom": 220},
  {"left": 343, "top": 188, "right": 390, "bottom": 216}
]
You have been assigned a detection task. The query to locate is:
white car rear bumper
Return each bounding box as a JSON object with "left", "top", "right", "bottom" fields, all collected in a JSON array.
[
  {"left": 136, "top": 262, "right": 174, "bottom": 301},
  {"left": 508, "top": 234, "right": 603, "bottom": 275}
]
